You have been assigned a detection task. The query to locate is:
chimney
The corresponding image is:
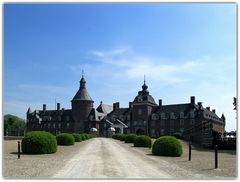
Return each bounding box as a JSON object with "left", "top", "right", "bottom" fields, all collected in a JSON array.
[
  {"left": 129, "top": 102, "right": 132, "bottom": 108},
  {"left": 116, "top": 102, "right": 120, "bottom": 109},
  {"left": 57, "top": 103, "right": 60, "bottom": 111},
  {"left": 206, "top": 107, "right": 210, "bottom": 111},
  {"left": 113, "top": 102, "right": 120, "bottom": 110},
  {"left": 190, "top": 96, "right": 195, "bottom": 105},
  {"left": 212, "top": 109, "right": 215, "bottom": 113},
  {"left": 43, "top": 104, "right": 46, "bottom": 112},
  {"left": 159, "top": 99, "right": 162, "bottom": 107}
]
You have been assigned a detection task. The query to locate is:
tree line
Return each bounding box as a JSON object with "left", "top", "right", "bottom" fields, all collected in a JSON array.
[{"left": 4, "top": 114, "right": 26, "bottom": 136}]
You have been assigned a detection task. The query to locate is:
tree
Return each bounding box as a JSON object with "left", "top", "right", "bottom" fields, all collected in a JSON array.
[{"left": 4, "top": 114, "right": 26, "bottom": 136}]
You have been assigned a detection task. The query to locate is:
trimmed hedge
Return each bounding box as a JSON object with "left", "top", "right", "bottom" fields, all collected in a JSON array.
[
  {"left": 119, "top": 134, "right": 126, "bottom": 141},
  {"left": 152, "top": 136, "right": 182, "bottom": 157},
  {"left": 56, "top": 133, "right": 75, "bottom": 145},
  {"left": 112, "top": 134, "right": 121, "bottom": 140},
  {"left": 21, "top": 131, "right": 57, "bottom": 154},
  {"left": 172, "top": 132, "right": 182, "bottom": 139},
  {"left": 125, "top": 134, "right": 137, "bottom": 143},
  {"left": 134, "top": 135, "right": 152, "bottom": 148},
  {"left": 72, "top": 133, "right": 82, "bottom": 142}
]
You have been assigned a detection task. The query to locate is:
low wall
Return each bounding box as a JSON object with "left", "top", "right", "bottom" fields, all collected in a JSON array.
[{"left": 4, "top": 136, "right": 24, "bottom": 140}]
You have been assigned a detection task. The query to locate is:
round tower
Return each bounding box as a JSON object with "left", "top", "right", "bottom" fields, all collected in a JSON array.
[{"left": 71, "top": 74, "right": 94, "bottom": 132}]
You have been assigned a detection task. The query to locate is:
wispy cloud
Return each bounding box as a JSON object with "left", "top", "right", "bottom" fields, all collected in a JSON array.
[
  {"left": 89, "top": 47, "right": 131, "bottom": 58},
  {"left": 87, "top": 47, "right": 205, "bottom": 84}
]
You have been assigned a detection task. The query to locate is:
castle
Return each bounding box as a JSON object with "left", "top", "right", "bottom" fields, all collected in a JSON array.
[{"left": 26, "top": 75, "right": 225, "bottom": 147}]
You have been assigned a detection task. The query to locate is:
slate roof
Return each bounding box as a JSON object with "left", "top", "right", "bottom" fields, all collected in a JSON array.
[
  {"left": 108, "top": 108, "right": 129, "bottom": 117},
  {"left": 72, "top": 76, "right": 93, "bottom": 101},
  {"left": 96, "top": 103, "right": 113, "bottom": 114}
]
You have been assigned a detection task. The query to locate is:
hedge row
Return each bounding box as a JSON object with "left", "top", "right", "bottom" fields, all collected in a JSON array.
[
  {"left": 21, "top": 131, "right": 94, "bottom": 154},
  {"left": 112, "top": 133, "right": 183, "bottom": 157}
]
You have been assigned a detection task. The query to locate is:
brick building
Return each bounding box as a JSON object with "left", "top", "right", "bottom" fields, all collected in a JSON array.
[{"left": 26, "top": 75, "right": 225, "bottom": 147}]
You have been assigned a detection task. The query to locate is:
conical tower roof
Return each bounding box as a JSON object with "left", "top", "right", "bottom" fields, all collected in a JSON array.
[{"left": 71, "top": 75, "right": 93, "bottom": 102}]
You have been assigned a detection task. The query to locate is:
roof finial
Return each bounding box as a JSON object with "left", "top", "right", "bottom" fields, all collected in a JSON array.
[
  {"left": 82, "top": 69, "right": 84, "bottom": 78},
  {"left": 144, "top": 75, "right": 146, "bottom": 84}
]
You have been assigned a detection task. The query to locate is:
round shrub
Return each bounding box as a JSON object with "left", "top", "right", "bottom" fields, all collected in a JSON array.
[
  {"left": 152, "top": 136, "right": 182, "bottom": 157},
  {"left": 172, "top": 132, "right": 182, "bottom": 139},
  {"left": 134, "top": 135, "right": 152, "bottom": 148},
  {"left": 21, "top": 131, "right": 57, "bottom": 154},
  {"left": 56, "top": 133, "right": 75, "bottom": 145},
  {"left": 125, "top": 134, "right": 137, "bottom": 143},
  {"left": 72, "top": 133, "right": 82, "bottom": 142}
]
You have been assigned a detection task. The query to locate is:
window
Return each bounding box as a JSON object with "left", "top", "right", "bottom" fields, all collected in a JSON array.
[
  {"left": 66, "top": 116, "right": 70, "bottom": 121},
  {"left": 58, "top": 116, "right": 61, "bottom": 121},
  {"left": 160, "top": 129, "right": 164, "bottom": 135},
  {"left": 104, "top": 123, "right": 106, "bottom": 127},
  {"left": 152, "top": 114, "right": 158, "bottom": 120},
  {"left": 127, "top": 122, "right": 130, "bottom": 127},
  {"left": 53, "top": 123, "right": 55, "bottom": 128},
  {"left": 67, "top": 123, "right": 70, "bottom": 129},
  {"left": 127, "top": 115, "right": 131, "bottom": 120},
  {"left": 151, "top": 129, "right": 155, "bottom": 135},
  {"left": 170, "top": 120, "right": 174, "bottom": 126},
  {"left": 89, "top": 115, "right": 93, "bottom": 121},
  {"left": 48, "top": 123, "right": 50, "bottom": 128},
  {"left": 180, "top": 112, "right": 184, "bottom": 119},
  {"left": 134, "top": 121, "right": 137, "bottom": 126},
  {"left": 170, "top": 112, "right": 175, "bottom": 119},
  {"left": 190, "top": 111, "right": 195, "bottom": 118},
  {"left": 138, "top": 109, "right": 142, "bottom": 115},
  {"left": 143, "top": 121, "right": 147, "bottom": 125},
  {"left": 58, "top": 123, "right": 61, "bottom": 128},
  {"left": 180, "top": 119, "right": 184, "bottom": 126},
  {"left": 161, "top": 113, "right": 165, "bottom": 119}
]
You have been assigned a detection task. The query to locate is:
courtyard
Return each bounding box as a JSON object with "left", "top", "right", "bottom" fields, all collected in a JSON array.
[{"left": 3, "top": 137, "right": 236, "bottom": 179}]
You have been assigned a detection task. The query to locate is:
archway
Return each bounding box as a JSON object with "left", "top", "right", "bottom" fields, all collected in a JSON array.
[
  {"left": 136, "top": 128, "right": 145, "bottom": 135},
  {"left": 115, "top": 127, "right": 121, "bottom": 134}
]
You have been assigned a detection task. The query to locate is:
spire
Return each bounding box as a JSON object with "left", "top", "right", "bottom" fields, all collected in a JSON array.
[
  {"left": 142, "top": 75, "right": 148, "bottom": 91},
  {"left": 221, "top": 113, "right": 226, "bottom": 121},
  {"left": 27, "top": 107, "right": 32, "bottom": 114},
  {"left": 80, "top": 72, "right": 86, "bottom": 89}
]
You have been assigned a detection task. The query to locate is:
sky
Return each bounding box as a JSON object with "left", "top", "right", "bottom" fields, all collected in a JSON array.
[{"left": 4, "top": 3, "right": 236, "bottom": 131}]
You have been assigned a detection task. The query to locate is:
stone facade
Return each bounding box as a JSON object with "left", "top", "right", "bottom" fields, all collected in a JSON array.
[{"left": 26, "top": 76, "right": 225, "bottom": 147}]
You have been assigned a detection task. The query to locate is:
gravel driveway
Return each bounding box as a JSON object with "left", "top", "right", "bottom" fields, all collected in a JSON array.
[{"left": 3, "top": 138, "right": 236, "bottom": 179}]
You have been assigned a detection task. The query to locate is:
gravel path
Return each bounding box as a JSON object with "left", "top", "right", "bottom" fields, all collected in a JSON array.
[
  {"left": 3, "top": 138, "right": 237, "bottom": 179},
  {"left": 3, "top": 139, "right": 89, "bottom": 178}
]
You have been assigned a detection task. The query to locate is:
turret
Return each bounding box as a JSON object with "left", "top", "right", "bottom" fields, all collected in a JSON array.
[
  {"left": 221, "top": 113, "right": 226, "bottom": 123},
  {"left": 71, "top": 73, "right": 94, "bottom": 126},
  {"left": 27, "top": 107, "right": 32, "bottom": 114}
]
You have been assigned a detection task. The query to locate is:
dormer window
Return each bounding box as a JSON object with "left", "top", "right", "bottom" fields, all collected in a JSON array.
[{"left": 180, "top": 112, "right": 184, "bottom": 119}]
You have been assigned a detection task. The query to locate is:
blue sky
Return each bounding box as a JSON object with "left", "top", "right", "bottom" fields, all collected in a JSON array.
[{"left": 4, "top": 3, "right": 236, "bottom": 131}]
